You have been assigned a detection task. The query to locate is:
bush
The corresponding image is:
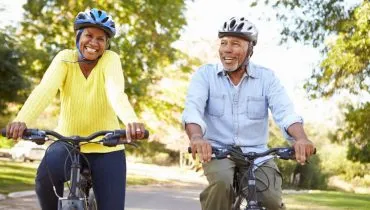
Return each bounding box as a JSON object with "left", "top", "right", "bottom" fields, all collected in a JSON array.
[
  {"left": 125, "top": 140, "right": 179, "bottom": 166},
  {"left": 291, "top": 155, "right": 329, "bottom": 189}
]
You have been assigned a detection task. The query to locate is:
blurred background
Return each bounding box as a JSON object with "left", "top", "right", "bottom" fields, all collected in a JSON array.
[{"left": 0, "top": 0, "right": 369, "bottom": 194}]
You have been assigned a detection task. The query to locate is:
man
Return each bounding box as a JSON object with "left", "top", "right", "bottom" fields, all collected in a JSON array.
[{"left": 182, "top": 17, "right": 315, "bottom": 210}]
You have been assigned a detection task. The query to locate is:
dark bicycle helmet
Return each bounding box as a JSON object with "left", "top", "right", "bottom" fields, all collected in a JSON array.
[
  {"left": 218, "top": 17, "right": 258, "bottom": 46},
  {"left": 74, "top": 8, "right": 116, "bottom": 38}
]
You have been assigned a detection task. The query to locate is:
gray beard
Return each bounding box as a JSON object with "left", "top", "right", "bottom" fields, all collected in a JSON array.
[
  {"left": 223, "top": 67, "right": 239, "bottom": 72},
  {"left": 223, "top": 57, "right": 249, "bottom": 72}
]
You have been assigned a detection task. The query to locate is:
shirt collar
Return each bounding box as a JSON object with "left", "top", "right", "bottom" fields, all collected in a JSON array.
[{"left": 216, "top": 62, "right": 259, "bottom": 79}]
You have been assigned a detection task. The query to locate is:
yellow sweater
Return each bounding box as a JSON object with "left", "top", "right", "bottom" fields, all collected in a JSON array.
[{"left": 14, "top": 49, "right": 138, "bottom": 153}]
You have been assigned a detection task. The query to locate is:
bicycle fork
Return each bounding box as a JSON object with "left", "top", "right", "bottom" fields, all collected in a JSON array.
[
  {"left": 58, "top": 154, "right": 87, "bottom": 210},
  {"left": 246, "top": 168, "right": 261, "bottom": 210}
]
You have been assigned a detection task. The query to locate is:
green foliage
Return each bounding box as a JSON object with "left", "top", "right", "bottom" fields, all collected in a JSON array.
[
  {"left": 268, "top": 121, "right": 329, "bottom": 189},
  {"left": 0, "top": 29, "right": 29, "bottom": 115},
  {"left": 308, "top": 1, "right": 370, "bottom": 98},
  {"left": 125, "top": 140, "right": 179, "bottom": 165},
  {"left": 251, "top": 0, "right": 369, "bottom": 98},
  {"left": 292, "top": 155, "right": 329, "bottom": 189},
  {"left": 252, "top": 0, "right": 370, "bottom": 163},
  {"left": 333, "top": 102, "right": 370, "bottom": 163}
]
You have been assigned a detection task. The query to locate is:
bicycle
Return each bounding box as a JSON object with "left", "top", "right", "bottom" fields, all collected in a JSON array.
[
  {"left": 1, "top": 128, "right": 149, "bottom": 210},
  {"left": 188, "top": 146, "right": 315, "bottom": 210}
]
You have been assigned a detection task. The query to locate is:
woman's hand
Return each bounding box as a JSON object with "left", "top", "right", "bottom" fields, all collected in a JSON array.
[
  {"left": 6, "top": 122, "right": 27, "bottom": 140},
  {"left": 125, "top": 122, "right": 145, "bottom": 143}
]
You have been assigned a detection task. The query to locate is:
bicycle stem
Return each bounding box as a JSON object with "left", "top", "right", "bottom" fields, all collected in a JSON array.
[{"left": 69, "top": 151, "right": 81, "bottom": 199}]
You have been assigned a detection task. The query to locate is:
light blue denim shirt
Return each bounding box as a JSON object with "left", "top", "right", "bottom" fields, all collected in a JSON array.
[{"left": 182, "top": 62, "right": 303, "bottom": 158}]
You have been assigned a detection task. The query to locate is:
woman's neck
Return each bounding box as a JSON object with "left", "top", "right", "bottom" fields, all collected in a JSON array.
[{"left": 79, "top": 61, "right": 98, "bottom": 78}]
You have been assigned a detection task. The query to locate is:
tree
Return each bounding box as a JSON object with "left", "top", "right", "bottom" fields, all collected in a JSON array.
[
  {"left": 334, "top": 103, "right": 370, "bottom": 163},
  {"left": 252, "top": 0, "right": 370, "bottom": 162},
  {"left": 0, "top": 28, "right": 29, "bottom": 118}
]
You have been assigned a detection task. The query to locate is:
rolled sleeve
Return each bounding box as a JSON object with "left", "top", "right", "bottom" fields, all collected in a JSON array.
[
  {"left": 182, "top": 65, "right": 210, "bottom": 135},
  {"left": 182, "top": 113, "right": 207, "bottom": 135},
  {"left": 281, "top": 114, "right": 304, "bottom": 141}
]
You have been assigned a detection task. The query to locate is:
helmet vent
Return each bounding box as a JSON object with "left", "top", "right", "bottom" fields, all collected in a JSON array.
[
  {"left": 98, "top": 10, "right": 102, "bottom": 17},
  {"left": 248, "top": 26, "right": 253, "bottom": 30},
  {"left": 90, "top": 12, "right": 96, "bottom": 21},
  {"left": 240, "top": 17, "right": 245, "bottom": 21},
  {"left": 102, "top": 17, "right": 109, "bottom": 23},
  {"left": 77, "top": 14, "right": 86, "bottom": 19},
  {"left": 237, "top": 23, "right": 244, "bottom": 31},
  {"left": 230, "top": 19, "right": 236, "bottom": 29}
]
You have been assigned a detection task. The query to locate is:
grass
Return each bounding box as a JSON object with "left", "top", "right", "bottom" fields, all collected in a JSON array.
[
  {"left": 0, "top": 160, "right": 37, "bottom": 194},
  {"left": 284, "top": 191, "right": 370, "bottom": 210},
  {"left": 0, "top": 159, "right": 171, "bottom": 194}
]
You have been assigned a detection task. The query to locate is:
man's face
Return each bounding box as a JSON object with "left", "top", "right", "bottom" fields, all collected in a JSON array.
[
  {"left": 78, "top": 27, "right": 107, "bottom": 60},
  {"left": 218, "top": 36, "right": 249, "bottom": 72}
]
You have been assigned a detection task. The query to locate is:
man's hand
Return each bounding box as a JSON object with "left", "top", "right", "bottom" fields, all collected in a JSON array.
[
  {"left": 190, "top": 135, "right": 212, "bottom": 163},
  {"left": 293, "top": 138, "right": 315, "bottom": 165},
  {"left": 6, "top": 122, "right": 27, "bottom": 141},
  {"left": 125, "top": 122, "right": 145, "bottom": 143}
]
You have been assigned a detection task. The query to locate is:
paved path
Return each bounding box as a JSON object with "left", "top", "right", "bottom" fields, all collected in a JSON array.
[
  {"left": 0, "top": 184, "right": 205, "bottom": 210},
  {"left": 0, "top": 160, "right": 207, "bottom": 209}
]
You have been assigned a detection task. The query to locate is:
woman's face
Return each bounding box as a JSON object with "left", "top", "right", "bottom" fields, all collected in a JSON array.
[{"left": 78, "top": 27, "right": 107, "bottom": 60}]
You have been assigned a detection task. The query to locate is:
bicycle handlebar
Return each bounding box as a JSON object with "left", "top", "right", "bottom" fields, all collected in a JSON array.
[
  {"left": 188, "top": 146, "right": 316, "bottom": 160},
  {"left": 1, "top": 128, "right": 149, "bottom": 147}
]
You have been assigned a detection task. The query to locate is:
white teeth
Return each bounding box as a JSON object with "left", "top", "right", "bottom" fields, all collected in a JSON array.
[{"left": 85, "top": 47, "right": 97, "bottom": 53}]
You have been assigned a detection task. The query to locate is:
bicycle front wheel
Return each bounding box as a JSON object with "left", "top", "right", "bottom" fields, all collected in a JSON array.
[{"left": 232, "top": 194, "right": 248, "bottom": 210}]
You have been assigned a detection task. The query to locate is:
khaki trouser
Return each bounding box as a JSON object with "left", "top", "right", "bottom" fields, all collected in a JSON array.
[{"left": 200, "top": 159, "right": 285, "bottom": 210}]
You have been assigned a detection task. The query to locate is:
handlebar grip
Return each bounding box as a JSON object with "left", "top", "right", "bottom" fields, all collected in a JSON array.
[
  {"left": 0, "top": 128, "right": 37, "bottom": 138},
  {"left": 1, "top": 128, "right": 6, "bottom": 137}
]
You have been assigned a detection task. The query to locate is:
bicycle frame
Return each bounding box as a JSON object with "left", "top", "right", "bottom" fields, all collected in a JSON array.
[
  {"left": 1, "top": 128, "right": 149, "bottom": 210},
  {"left": 233, "top": 156, "right": 265, "bottom": 210},
  {"left": 188, "top": 146, "right": 306, "bottom": 210},
  {"left": 58, "top": 141, "right": 87, "bottom": 210}
]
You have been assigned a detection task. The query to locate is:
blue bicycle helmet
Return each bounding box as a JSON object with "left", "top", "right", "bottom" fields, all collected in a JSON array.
[{"left": 74, "top": 8, "right": 116, "bottom": 38}]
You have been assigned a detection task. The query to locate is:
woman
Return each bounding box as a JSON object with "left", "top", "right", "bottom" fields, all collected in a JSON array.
[{"left": 5, "top": 8, "right": 144, "bottom": 210}]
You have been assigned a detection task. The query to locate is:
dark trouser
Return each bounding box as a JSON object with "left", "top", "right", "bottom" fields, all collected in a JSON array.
[
  {"left": 35, "top": 141, "right": 126, "bottom": 210},
  {"left": 201, "top": 158, "right": 285, "bottom": 210}
]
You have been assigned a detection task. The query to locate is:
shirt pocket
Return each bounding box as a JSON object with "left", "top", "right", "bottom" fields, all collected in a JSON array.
[
  {"left": 206, "top": 94, "right": 225, "bottom": 117},
  {"left": 247, "top": 96, "right": 267, "bottom": 119}
]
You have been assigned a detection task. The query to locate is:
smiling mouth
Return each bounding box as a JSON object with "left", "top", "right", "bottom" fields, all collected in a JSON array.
[
  {"left": 223, "top": 57, "right": 235, "bottom": 64},
  {"left": 85, "top": 46, "right": 98, "bottom": 53}
]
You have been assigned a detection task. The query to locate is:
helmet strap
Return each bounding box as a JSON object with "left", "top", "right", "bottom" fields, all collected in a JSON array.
[{"left": 224, "top": 45, "right": 253, "bottom": 73}]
